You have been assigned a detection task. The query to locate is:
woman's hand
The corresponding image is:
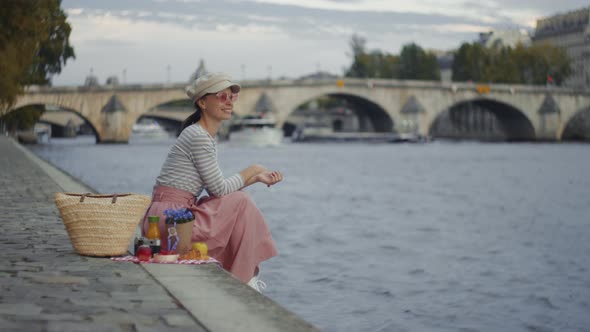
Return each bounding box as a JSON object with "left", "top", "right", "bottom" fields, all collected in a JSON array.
[
  {"left": 250, "top": 164, "right": 267, "bottom": 174},
  {"left": 255, "top": 170, "right": 283, "bottom": 187}
]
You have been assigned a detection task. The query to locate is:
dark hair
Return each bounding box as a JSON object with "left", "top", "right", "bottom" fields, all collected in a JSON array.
[{"left": 179, "top": 101, "right": 202, "bottom": 134}]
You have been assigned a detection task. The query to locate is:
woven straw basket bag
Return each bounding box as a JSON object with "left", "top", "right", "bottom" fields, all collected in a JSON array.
[{"left": 54, "top": 193, "right": 151, "bottom": 257}]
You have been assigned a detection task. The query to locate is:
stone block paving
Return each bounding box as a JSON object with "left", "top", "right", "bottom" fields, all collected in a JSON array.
[{"left": 0, "top": 137, "right": 206, "bottom": 332}]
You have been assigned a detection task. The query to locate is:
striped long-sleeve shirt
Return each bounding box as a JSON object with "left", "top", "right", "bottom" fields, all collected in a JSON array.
[{"left": 155, "top": 123, "right": 244, "bottom": 197}]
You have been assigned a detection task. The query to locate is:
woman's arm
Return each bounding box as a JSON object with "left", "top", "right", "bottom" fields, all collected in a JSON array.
[
  {"left": 186, "top": 127, "right": 282, "bottom": 193},
  {"left": 239, "top": 164, "right": 267, "bottom": 187},
  {"left": 241, "top": 169, "right": 283, "bottom": 188},
  {"left": 189, "top": 132, "right": 244, "bottom": 196}
]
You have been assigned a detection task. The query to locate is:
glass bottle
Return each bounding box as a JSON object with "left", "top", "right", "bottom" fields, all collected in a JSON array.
[
  {"left": 146, "top": 216, "right": 161, "bottom": 239},
  {"left": 146, "top": 216, "right": 161, "bottom": 256}
]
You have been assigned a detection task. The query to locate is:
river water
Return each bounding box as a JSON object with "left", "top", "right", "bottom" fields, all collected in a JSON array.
[{"left": 28, "top": 136, "right": 590, "bottom": 332}]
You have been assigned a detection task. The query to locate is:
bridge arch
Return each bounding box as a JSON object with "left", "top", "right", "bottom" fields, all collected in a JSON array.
[
  {"left": 131, "top": 92, "right": 192, "bottom": 119},
  {"left": 429, "top": 98, "right": 535, "bottom": 141},
  {"left": 3, "top": 103, "right": 100, "bottom": 142},
  {"left": 134, "top": 98, "right": 194, "bottom": 136},
  {"left": 561, "top": 106, "right": 590, "bottom": 141},
  {"left": 280, "top": 91, "right": 394, "bottom": 133},
  {"left": 13, "top": 80, "right": 589, "bottom": 142}
]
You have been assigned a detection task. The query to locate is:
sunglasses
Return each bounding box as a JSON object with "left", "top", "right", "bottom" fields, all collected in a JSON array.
[{"left": 211, "top": 91, "right": 238, "bottom": 103}]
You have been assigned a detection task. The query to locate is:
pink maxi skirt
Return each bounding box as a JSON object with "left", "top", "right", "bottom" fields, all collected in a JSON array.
[{"left": 142, "top": 185, "right": 278, "bottom": 283}]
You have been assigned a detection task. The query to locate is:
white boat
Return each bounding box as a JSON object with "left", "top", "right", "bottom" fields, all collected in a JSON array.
[
  {"left": 291, "top": 123, "right": 333, "bottom": 142},
  {"left": 132, "top": 119, "right": 170, "bottom": 138},
  {"left": 291, "top": 123, "right": 413, "bottom": 143},
  {"left": 228, "top": 114, "right": 283, "bottom": 147}
]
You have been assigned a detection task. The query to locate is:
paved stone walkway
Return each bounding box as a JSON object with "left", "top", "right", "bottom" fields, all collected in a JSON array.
[{"left": 0, "top": 136, "right": 207, "bottom": 332}]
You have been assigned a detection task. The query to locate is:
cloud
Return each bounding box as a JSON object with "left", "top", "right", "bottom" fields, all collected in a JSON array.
[{"left": 54, "top": 0, "right": 589, "bottom": 85}]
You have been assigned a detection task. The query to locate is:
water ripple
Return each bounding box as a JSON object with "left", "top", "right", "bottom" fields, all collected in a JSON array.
[{"left": 28, "top": 138, "right": 590, "bottom": 332}]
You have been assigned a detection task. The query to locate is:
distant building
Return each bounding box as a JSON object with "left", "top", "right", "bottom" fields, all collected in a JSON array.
[
  {"left": 532, "top": 7, "right": 590, "bottom": 88},
  {"left": 430, "top": 49, "right": 454, "bottom": 83},
  {"left": 436, "top": 52, "right": 454, "bottom": 83},
  {"left": 84, "top": 69, "right": 99, "bottom": 87},
  {"left": 297, "top": 71, "right": 340, "bottom": 80},
  {"left": 189, "top": 59, "right": 207, "bottom": 82},
  {"left": 478, "top": 29, "right": 531, "bottom": 48},
  {"left": 105, "top": 75, "right": 119, "bottom": 86}
]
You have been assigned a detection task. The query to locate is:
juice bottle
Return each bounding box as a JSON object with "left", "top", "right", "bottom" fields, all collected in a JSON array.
[
  {"left": 146, "top": 216, "right": 161, "bottom": 239},
  {"left": 146, "top": 216, "right": 161, "bottom": 256}
]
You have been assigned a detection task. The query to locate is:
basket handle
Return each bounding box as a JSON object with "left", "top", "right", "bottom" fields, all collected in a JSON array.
[{"left": 79, "top": 193, "right": 118, "bottom": 204}]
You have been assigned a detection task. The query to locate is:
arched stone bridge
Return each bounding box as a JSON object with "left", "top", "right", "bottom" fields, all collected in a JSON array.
[{"left": 11, "top": 78, "right": 590, "bottom": 142}]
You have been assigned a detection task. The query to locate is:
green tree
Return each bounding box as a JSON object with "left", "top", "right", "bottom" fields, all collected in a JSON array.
[
  {"left": 452, "top": 42, "right": 488, "bottom": 82},
  {"left": 0, "top": 0, "right": 75, "bottom": 115},
  {"left": 345, "top": 37, "right": 441, "bottom": 80},
  {"left": 514, "top": 42, "right": 571, "bottom": 85},
  {"left": 368, "top": 50, "right": 399, "bottom": 78},
  {"left": 345, "top": 35, "right": 399, "bottom": 78},
  {"left": 346, "top": 34, "right": 369, "bottom": 77},
  {"left": 397, "top": 43, "right": 440, "bottom": 80},
  {"left": 1, "top": 105, "right": 45, "bottom": 132},
  {"left": 349, "top": 34, "right": 366, "bottom": 58},
  {"left": 451, "top": 41, "right": 571, "bottom": 85},
  {"left": 484, "top": 44, "right": 520, "bottom": 84}
]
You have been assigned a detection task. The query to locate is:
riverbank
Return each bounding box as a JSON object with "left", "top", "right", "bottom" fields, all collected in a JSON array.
[{"left": 0, "top": 135, "right": 319, "bottom": 332}]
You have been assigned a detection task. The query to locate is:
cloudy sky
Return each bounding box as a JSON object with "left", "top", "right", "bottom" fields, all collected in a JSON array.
[{"left": 54, "top": 0, "right": 589, "bottom": 86}]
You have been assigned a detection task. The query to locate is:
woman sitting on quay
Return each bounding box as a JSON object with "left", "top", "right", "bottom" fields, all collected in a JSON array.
[{"left": 142, "top": 72, "right": 283, "bottom": 291}]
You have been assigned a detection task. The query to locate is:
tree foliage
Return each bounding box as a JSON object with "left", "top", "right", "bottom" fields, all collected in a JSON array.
[
  {"left": 345, "top": 36, "right": 439, "bottom": 80},
  {"left": 345, "top": 34, "right": 372, "bottom": 78},
  {"left": 0, "top": 0, "right": 75, "bottom": 115},
  {"left": 452, "top": 41, "right": 571, "bottom": 85},
  {"left": 1, "top": 105, "right": 45, "bottom": 132},
  {"left": 348, "top": 50, "right": 399, "bottom": 78},
  {"left": 451, "top": 43, "right": 487, "bottom": 83},
  {"left": 397, "top": 43, "right": 440, "bottom": 80},
  {"left": 345, "top": 35, "right": 571, "bottom": 86}
]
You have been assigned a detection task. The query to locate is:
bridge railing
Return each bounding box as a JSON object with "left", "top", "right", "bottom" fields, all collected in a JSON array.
[{"left": 23, "top": 78, "right": 590, "bottom": 95}]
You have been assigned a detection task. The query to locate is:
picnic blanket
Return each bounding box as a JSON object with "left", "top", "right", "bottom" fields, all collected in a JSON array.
[{"left": 111, "top": 255, "right": 220, "bottom": 265}]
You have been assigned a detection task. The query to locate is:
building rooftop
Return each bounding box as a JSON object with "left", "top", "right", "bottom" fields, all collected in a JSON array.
[
  {"left": 534, "top": 7, "right": 590, "bottom": 40},
  {"left": 478, "top": 29, "right": 531, "bottom": 48}
]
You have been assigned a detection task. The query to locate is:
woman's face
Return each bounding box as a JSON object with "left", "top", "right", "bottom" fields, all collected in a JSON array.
[{"left": 199, "top": 87, "right": 238, "bottom": 122}]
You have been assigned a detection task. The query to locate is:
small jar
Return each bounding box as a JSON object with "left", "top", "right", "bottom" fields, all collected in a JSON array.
[
  {"left": 133, "top": 237, "right": 145, "bottom": 256},
  {"left": 137, "top": 244, "right": 152, "bottom": 262}
]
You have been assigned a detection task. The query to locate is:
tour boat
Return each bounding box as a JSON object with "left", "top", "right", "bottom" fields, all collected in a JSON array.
[
  {"left": 228, "top": 114, "right": 283, "bottom": 147},
  {"left": 131, "top": 119, "right": 170, "bottom": 138},
  {"left": 291, "top": 123, "right": 423, "bottom": 143}
]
